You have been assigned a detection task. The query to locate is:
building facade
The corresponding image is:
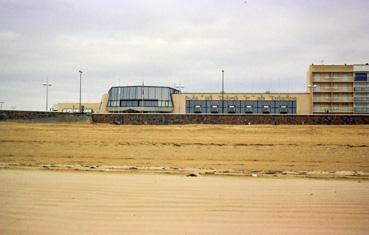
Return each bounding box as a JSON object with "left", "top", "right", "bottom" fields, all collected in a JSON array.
[
  {"left": 54, "top": 64, "right": 369, "bottom": 115},
  {"left": 106, "top": 86, "right": 180, "bottom": 113},
  {"left": 307, "top": 64, "right": 369, "bottom": 114}
]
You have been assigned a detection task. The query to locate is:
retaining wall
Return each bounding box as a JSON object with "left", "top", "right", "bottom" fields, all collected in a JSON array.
[
  {"left": 92, "top": 113, "right": 369, "bottom": 125},
  {"left": 1, "top": 111, "right": 369, "bottom": 124},
  {"left": 0, "top": 110, "right": 91, "bottom": 122}
]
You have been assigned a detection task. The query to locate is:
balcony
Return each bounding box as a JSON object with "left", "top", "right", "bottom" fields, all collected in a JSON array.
[
  {"left": 313, "top": 87, "right": 353, "bottom": 93},
  {"left": 313, "top": 77, "right": 353, "bottom": 83},
  {"left": 313, "top": 97, "right": 353, "bottom": 103}
]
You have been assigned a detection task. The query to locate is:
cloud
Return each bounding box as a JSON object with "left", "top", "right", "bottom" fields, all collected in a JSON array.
[{"left": 0, "top": 0, "right": 368, "bottom": 110}]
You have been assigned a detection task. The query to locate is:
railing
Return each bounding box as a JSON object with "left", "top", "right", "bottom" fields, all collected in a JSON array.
[
  {"left": 313, "top": 97, "right": 353, "bottom": 103},
  {"left": 313, "top": 77, "right": 353, "bottom": 82},
  {"left": 314, "top": 87, "right": 353, "bottom": 92}
]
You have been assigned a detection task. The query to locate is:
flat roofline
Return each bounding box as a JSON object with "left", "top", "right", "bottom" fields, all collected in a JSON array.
[
  {"left": 109, "top": 85, "right": 179, "bottom": 91},
  {"left": 178, "top": 92, "right": 310, "bottom": 95},
  {"left": 310, "top": 63, "right": 369, "bottom": 67}
]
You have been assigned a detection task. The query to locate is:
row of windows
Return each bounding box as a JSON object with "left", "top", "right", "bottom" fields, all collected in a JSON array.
[
  {"left": 109, "top": 87, "right": 177, "bottom": 101},
  {"left": 354, "top": 97, "right": 369, "bottom": 102},
  {"left": 108, "top": 99, "right": 171, "bottom": 107},
  {"left": 354, "top": 107, "right": 369, "bottom": 113},
  {"left": 188, "top": 104, "right": 293, "bottom": 114},
  {"left": 186, "top": 100, "right": 296, "bottom": 114},
  {"left": 354, "top": 87, "right": 369, "bottom": 92},
  {"left": 313, "top": 73, "right": 351, "bottom": 79}
]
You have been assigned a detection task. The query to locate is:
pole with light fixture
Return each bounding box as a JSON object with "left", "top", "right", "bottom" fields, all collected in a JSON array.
[
  {"left": 79, "top": 70, "right": 83, "bottom": 113},
  {"left": 308, "top": 84, "right": 318, "bottom": 113},
  {"left": 42, "top": 78, "right": 52, "bottom": 111},
  {"left": 221, "top": 70, "right": 224, "bottom": 114}
]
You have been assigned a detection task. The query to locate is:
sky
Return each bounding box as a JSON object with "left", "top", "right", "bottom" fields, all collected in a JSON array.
[{"left": 0, "top": 0, "right": 368, "bottom": 111}]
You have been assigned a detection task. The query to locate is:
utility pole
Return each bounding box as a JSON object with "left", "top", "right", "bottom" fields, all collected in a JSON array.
[
  {"left": 141, "top": 82, "right": 144, "bottom": 113},
  {"left": 42, "top": 78, "right": 52, "bottom": 111},
  {"left": 222, "top": 70, "right": 224, "bottom": 114},
  {"left": 79, "top": 70, "right": 83, "bottom": 113}
]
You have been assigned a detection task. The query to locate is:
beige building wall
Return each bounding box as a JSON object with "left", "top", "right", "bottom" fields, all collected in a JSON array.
[
  {"left": 98, "top": 93, "right": 109, "bottom": 113},
  {"left": 53, "top": 103, "right": 101, "bottom": 113},
  {"left": 307, "top": 64, "right": 354, "bottom": 113},
  {"left": 172, "top": 93, "right": 311, "bottom": 114}
]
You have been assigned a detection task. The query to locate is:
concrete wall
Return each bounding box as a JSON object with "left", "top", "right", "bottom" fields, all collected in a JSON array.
[{"left": 92, "top": 113, "right": 369, "bottom": 125}]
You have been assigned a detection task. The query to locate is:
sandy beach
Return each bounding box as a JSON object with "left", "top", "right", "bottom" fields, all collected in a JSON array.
[
  {"left": 1, "top": 123, "right": 369, "bottom": 178},
  {"left": 1, "top": 169, "right": 369, "bottom": 234},
  {"left": 1, "top": 123, "right": 369, "bottom": 234}
]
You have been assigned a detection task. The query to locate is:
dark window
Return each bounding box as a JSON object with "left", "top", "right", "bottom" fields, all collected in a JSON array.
[
  {"left": 355, "top": 73, "right": 367, "bottom": 81},
  {"left": 228, "top": 105, "right": 236, "bottom": 113},
  {"left": 262, "top": 105, "right": 270, "bottom": 113},
  {"left": 280, "top": 105, "right": 288, "bottom": 114},
  {"left": 210, "top": 105, "right": 219, "bottom": 113},
  {"left": 245, "top": 105, "right": 253, "bottom": 113},
  {"left": 120, "top": 99, "right": 159, "bottom": 107},
  {"left": 194, "top": 105, "right": 202, "bottom": 113}
]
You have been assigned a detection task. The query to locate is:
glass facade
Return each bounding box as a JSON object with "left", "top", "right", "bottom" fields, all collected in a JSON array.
[
  {"left": 107, "top": 86, "right": 179, "bottom": 113},
  {"left": 186, "top": 100, "right": 296, "bottom": 114},
  {"left": 354, "top": 72, "right": 369, "bottom": 113}
]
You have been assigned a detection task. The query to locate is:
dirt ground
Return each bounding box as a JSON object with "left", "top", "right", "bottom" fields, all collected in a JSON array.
[{"left": 0, "top": 122, "right": 368, "bottom": 178}]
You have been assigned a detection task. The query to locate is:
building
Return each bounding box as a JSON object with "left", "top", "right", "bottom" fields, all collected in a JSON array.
[
  {"left": 106, "top": 86, "right": 180, "bottom": 113},
  {"left": 307, "top": 64, "right": 369, "bottom": 114},
  {"left": 54, "top": 63, "right": 369, "bottom": 115},
  {"left": 52, "top": 102, "right": 102, "bottom": 114}
]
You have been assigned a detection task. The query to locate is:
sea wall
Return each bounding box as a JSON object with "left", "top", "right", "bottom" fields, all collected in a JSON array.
[
  {"left": 92, "top": 113, "right": 369, "bottom": 125},
  {"left": 1, "top": 111, "right": 369, "bottom": 124},
  {"left": 0, "top": 110, "right": 91, "bottom": 122}
]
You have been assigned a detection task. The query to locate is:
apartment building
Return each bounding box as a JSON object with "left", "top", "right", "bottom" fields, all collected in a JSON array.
[{"left": 307, "top": 64, "right": 369, "bottom": 114}]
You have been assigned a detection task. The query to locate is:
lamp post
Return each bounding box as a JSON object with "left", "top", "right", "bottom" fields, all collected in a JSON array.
[
  {"left": 221, "top": 70, "right": 224, "bottom": 114},
  {"left": 175, "top": 84, "right": 184, "bottom": 113},
  {"left": 308, "top": 84, "right": 318, "bottom": 113},
  {"left": 42, "top": 79, "right": 52, "bottom": 111},
  {"left": 79, "top": 70, "right": 83, "bottom": 113}
]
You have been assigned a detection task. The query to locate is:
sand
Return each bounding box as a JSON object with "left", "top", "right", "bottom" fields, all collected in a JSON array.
[
  {"left": 0, "top": 123, "right": 369, "bottom": 178},
  {"left": 1, "top": 169, "right": 369, "bottom": 234},
  {"left": 1, "top": 123, "right": 369, "bottom": 233}
]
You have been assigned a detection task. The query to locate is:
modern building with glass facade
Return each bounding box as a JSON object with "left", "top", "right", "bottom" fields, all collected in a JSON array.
[
  {"left": 55, "top": 63, "right": 369, "bottom": 115},
  {"left": 106, "top": 86, "right": 180, "bottom": 113}
]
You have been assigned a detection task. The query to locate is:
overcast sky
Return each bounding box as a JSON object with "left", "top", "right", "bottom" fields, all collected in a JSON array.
[{"left": 0, "top": 0, "right": 368, "bottom": 110}]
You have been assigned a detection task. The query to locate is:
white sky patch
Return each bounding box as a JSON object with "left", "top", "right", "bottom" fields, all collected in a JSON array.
[{"left": 0, "top": 0, "right": 368, "bottom": 110}]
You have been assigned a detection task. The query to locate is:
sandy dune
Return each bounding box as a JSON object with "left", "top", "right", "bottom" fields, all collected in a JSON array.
[{"left": 1, "top": 169, "right": 368, "bottom": 234}]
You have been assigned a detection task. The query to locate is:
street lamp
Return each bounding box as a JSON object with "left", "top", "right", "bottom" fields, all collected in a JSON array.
[
  {"left": 221, "top": 70, "right": 224, "bottom": 114},
  {"left": 79, "top": 70, "right": 83, "bottom": 113},
  {"left": 308, "top": 84, "right": 318, "bottom": 113},
  {"left": 175, "top": 84, "right": 185, "bottom": 114},
  {"left": 42, "top": 79, "right": 52, "bottom": 111}
]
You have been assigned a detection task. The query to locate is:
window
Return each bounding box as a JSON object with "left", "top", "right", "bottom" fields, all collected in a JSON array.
[
  {"left": 280, "top": 105, "right": 288, "bottom": 114},
  {"left": 210, "top": 105, "right": 219, "bottom": 113},
  {"left": 194, "top": 105, "right": 202, "bottom": 113},
  {"left": 355, "top": 73, "right": 367, "bottom": 81},
  {"left": 245, "top": 105, "right": 253, "bottom": 113},
  {"left": 228, "top": 105, "right": 236, "bottom": 113},
  {"left": 262, "top": 105, "right": 270, "bottom": 113}
]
